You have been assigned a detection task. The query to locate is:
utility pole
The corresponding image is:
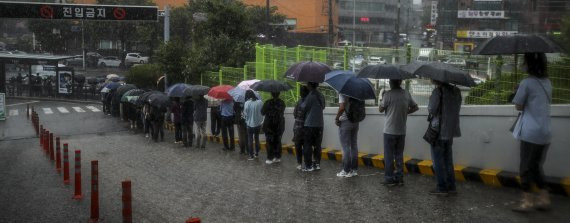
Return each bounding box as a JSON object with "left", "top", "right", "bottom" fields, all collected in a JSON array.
[
  {"left": 266, "top": 0, "right": 270, "bottom": 36},
  {"left": 164, "top": 5, "right": 170, "bottom": 90},
  {"left": 352, "top": 0, "right": 355, "bottom": 72},
  {"left": 328, "top": 0, "right": 334, "bottom": 47},
  {"left": 395, "top": 0, "right": 401, "bottom": 50}
]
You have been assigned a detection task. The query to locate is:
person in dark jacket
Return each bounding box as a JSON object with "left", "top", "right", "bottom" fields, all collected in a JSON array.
[
  {"left": 234, "top": 102, "right": 248, "bottom": 155},
  {"left": 194, "top": 95, "right": 208, "bottom": 148},
  {"left": 171, "top": 99, "right": 182, "bottom": 144},
  {"left": 210, "top": 104, "right": 222, "bottom": 137},
  {"left": 293, "top": 86, "right": 309, "bottom": 169},
  {"left": 150, "top": 106, "right": 165, "bottom": 142},
  {"left": 262, "top": 92, "right": 286, "bottom": 164},
  {"left": 181, "top": 98, "right": 195, "bottom": 147},
  {"left": 301, "top": 82, "right": 325, "bottom": 172}
]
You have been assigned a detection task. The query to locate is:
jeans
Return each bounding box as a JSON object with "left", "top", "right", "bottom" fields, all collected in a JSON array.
[
  {"left": 182, "top": 121, "right": 194, "bottom": 146},
  {"left": 247, "top": 126, "right": 261, "bottom": 158},
  {"left": 520, "top": 140, "right": 549, "bottom": 192},
  {"left": 384, "top": 133, "right": 406, "bottom": 181},
  {"left": 303, "top": 127, "right": 323, "bottom": 168},
  {"left": 221, "top": 116, "right": 235, "bottom": 150},
  {"left": 431, "top": 139, "right": 455, "bottom": 192},
  {"left": 174, "top": 122, "right": 182, "bottom": 141},
  {"left": 294, "top": 132, "right": 304, "bottom": 165},
  {"left": 195, "top": 121, "right": 207, "bottom": 148},
  {"left": 151, "top": 120, "right": 164, "bottom": 142},
  {"left": 210, "top": 107, "right": 222, "bottom": 136},
  {"left": 237, "top": 123, "right": 248, "bottom": 154},
  {"left": 265, "top": 133, "right": 283, "bottom": 160},
  {"left": 339, "top": 120, "right": 359, "bottom": 172}
]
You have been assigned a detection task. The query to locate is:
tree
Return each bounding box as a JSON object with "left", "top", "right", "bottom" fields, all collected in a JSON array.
[
  {"left": 156, "top": 38, "right": 190, "bottom": 84},
  {"left": 558, "top": 15, "right": 570, "bottom": 52},
  {"left": 125, "top": 63, "right": 162, "bottom": 89},
  {"left": 245, "top": 5, "right": 288, "bottom": 44},
  {"left": 184, "top": 0, "right": 256, "bottom": 84}
]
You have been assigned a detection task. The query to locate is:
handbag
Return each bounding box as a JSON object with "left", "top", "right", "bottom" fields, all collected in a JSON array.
[
  {"left": 509, "top": 112, "right": 521, "bottom": 132},
  {"left": 423, "top": 88, "right": 443, "bottom": 145}
]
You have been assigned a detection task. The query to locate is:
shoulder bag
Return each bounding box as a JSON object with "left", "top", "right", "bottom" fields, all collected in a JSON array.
[{"left": 423, "top": 87, "right": 443, "bottom": 145}]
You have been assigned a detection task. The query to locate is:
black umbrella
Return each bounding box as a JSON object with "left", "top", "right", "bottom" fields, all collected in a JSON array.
[
  {"left": 147, "top": 93, "right": 170, "bottom": 109},
  {"left": 116, "top": 84, "right": 137, "bottom": 98},
  {"left": 357, "top": 65, "right": 416, "bottom": 80},
  {"left": 284, "top": 61, "right": 331, "bottom": 83},
  {"left": 472, "top": 34, "right": 566, "bottom": 55},
  {"left": 183, "top": 85, "right": 211, "bottom": 97},
  {"left": 121, "top": 89, "right": 146, "bottom": 103},
  {"left": 402, "top": 62, "right": 476, "bottom": 87},
  {"left": 250, "top": 80, "right": 293, "bottom": 93},
  {"left": 136, "top": 91, "right": 162, "bottom": 105}
]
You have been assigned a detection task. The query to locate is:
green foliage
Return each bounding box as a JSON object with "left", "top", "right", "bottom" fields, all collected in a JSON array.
[
  {"left": 156, "top": 39, "right": 190, "bottom": 84},
  {"left": 125, "top": 64, "right": 163, "bottom": 89},
  {"left": 558, "top": 15, "right": 570, "bottom": 51},
  {"left": 185, "top": 0, "right": 256, "bottom": 83},
  {"left": 27, "top": 20, "right": 77, "bottom": 54}
]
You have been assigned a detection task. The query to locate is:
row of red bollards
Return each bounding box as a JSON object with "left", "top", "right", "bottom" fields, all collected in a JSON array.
[{"left": 29, "top": 105, "right": 137, "bottom": 223}]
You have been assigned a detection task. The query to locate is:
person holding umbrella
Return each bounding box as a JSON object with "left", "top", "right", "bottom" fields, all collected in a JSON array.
[
  {"left": 511, "top": 53, "right": 552, "bottom": 212},
  {"left": 181, "top": 97, "right": 195, "bottom": 147},
  {"left": 193, "top": 95, "right": 208, "bottom": 149},
  {"left": 220, "top": 98, "right": 236, "bottom": 151},
  {"left": 293, "top": 86, "right": 309, "bottom": 169},
  {"left": 261, "top": 92, "right": 286, "bottom": 164},
  {"left": 171, "top": 99, "right": 182, "bottom": 144},
  {"left": 301, "top": 82, "right": 326, "bottom": 171},
  {"left": 243, "top": 90, "right": 264, "bottom": 160},
  {"left": 234, "top": 101, "right": 248, "bottom": 155},
  {"left": 379, "top": 79, "right": 418, "bottom": 185}
]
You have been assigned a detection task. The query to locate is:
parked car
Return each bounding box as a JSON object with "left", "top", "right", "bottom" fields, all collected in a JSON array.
[
  {"left": 443, "top": 58, "right": 467, "bottom": 67},
  {"left": 98, "top": 56, "right": 122, "bottom": 67},
  {"left": 65, "top": 55, "right": 84, "bottom": 66},
  {"left": 368, "top": 56, "right": 386, "bottom": 65},
  {"left": 125, "top": 53, "right": 149, "bottom": 66}
]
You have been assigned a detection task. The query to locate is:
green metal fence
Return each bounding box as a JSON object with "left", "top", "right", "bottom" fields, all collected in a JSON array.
[{"left": 199, "top": 43, "right": 570, "bottom": 106}]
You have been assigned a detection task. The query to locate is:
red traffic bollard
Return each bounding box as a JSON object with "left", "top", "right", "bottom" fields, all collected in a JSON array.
[
  {"left": 73, "top": 150, "right": 82, "bottom": 200},
  {"left": 63, "top": 144, "right": 70, "bottom": 185},
  {"left": 90, "top": 160, "right": 99, "bottom": 223},
  {"left": 186, "top": 217, "right": 201, "bottom": 223},
  {"left": 44, "top": 130, "right": 50, "bottom": 155},
  {"left": 49, "top": 133, "right": 55, "bottom": 161},
  {"left": 122, "top": 180, "right": 132, "bottom": 223},
  {"left": 56, "top": 137, "right": 62, "bottom": 173},
  {"left": 39, "top": 126, "right": 43, "bottom": 147}
]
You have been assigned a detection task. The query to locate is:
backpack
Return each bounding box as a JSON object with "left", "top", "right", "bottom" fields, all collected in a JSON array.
[{"left": 346, "top": 97, "right": 366, "bottom": 123}]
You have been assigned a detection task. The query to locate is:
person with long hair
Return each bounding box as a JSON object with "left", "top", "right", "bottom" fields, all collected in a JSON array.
[
  {"left": 511, "top": 53, "right": 552, "bottom": 212},
  {"left": 243, "top": 90, "right": 264, "bottom": 160}
]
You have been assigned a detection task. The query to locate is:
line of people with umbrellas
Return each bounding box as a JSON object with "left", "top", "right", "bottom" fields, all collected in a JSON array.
[{"left": 100, "top": 34, "right": 561, "bottom": 212}]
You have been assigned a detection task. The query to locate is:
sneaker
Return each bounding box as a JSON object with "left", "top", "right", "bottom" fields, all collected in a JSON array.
[
  {"left": 273, "top": 158, "right": 281, "bottom": 163},
  {"left": 302, "top": 167, "right": 314, "bottom": 172},
  {"left": 145, "top": 134, "right": 149, "bottom": 138},
  {"left": 265, "top": 159, "right": 274, "bottom": 165},
  {"left": 254, "top": 154, "right": 259, "bottom": 158},
  {"left": 429, "top": 190, "right": 448, "bottom": 196},
  {"left": 382, "top": 180, "right": 398, "bottom": 186},
  {"left": 247, "top": 157, "right": 254, "bottom": 161},
  {"left": 296, "top": 165, "right": 302, "bottom": 170},
  {"left": 349, "top": 170, "right": 358, "bottom": 177},
  {"left": 314, "top": 164, "right": 321, "bottom": 170},
  {"left": 337, "top": 170, "right": 351, "bottom": 178}
]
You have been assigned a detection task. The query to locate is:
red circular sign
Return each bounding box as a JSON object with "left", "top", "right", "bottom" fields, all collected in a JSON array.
[
  {"left": 39, "top": 5, "right": 54, "bottom": 19},
  {"left": 113, "top": 8, "right": 126, "bottom": 20}
]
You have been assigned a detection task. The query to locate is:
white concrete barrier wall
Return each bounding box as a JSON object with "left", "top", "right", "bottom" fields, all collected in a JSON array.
[{"left": 208, "top": 105, "right": 570, "bottom": 178}]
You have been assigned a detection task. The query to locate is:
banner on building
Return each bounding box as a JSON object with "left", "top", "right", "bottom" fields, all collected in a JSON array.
[
  {"left": 457, "top": 30, "right": 517, "bottom": 38},
  {"left": 0, "top": 93, "right": 6, "bottom": 121},
  {"left": 430, "top": 1, "right": 438, "bottom": 25},
  {"left": 457, "top": 10, "right": 505, "bottom": 19}
]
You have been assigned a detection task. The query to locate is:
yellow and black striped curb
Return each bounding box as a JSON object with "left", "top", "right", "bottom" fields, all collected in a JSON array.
[{"left": 205, "top": 134, "right": 570, "bottom": 197}]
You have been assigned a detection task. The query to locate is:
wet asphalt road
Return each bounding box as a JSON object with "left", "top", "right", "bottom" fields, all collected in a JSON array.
[{"left": 1, "top": 99, "right": 570, "bottom": 223}]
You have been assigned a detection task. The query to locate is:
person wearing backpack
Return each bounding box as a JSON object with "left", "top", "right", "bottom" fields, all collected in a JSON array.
[
  {"left": 262, "top": 92, "right": 286, "bottom": 164},
  {"left": 379, "top": 79, "right": 418, "bottom": 185},
  {"left": 335, "top": 94, "right": 366, "bottom": 177}
]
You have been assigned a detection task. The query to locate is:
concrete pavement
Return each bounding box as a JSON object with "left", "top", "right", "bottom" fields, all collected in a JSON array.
[{"left": 1, "top": 99, "right": 570, "bottom": 222}]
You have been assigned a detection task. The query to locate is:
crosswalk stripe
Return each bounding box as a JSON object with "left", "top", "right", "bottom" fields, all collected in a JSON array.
[
  {"left": 57, "top": 107, "right": 70, "bottom": 113},
  {"left": 72, "top": 107, "right": 86, "bottom": 113},
  {"left": 85, "top": 106, "right": 101, "bottom": 112},
  {"left": 9, "top": 109, "right": 19, "bottom": 116},
  {"left": 42, "top": 108, "right": 53, "bottom": 114}
]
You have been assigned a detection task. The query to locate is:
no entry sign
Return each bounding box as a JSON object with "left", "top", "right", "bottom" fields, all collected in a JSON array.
[{"left": 0, "top": 1, "right": 158, "bottom": 21}]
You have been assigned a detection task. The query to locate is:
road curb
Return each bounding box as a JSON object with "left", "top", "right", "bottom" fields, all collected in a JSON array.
[
  {"left": 204, "top": 134, "right": 570, "bottom": 197},
  {"left": 7, "top": 96, "right": 99, "bottom": 104}
]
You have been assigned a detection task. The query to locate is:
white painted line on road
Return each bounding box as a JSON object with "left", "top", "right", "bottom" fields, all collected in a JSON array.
[
  {"left": 9, "top": 109, "right": 19, "bottom": 116},
  {"left": 6, "top": 101, "right": 39, "bottom": 107},
  {"left": 72, "top": 107, "right": 86, "bottom": 113},
  {"left": 42, "top": 108, "right": 53, "bottom": 115},
  {"left": 57, "top": 107, "right": 70, "bottom": 113},
  {"left": 86, "top": 106, "right": 101, "bottom": 112}
]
